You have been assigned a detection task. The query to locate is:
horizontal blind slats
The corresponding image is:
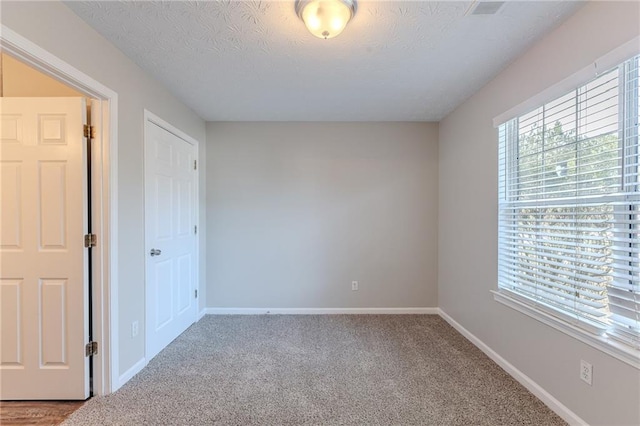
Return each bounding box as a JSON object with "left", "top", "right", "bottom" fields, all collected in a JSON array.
[
  {"left": 498, "top": 54, "right": 640, "bottom": 351},
  {"left": 498, "top": 265, "right": 607, "bottom": 296}
]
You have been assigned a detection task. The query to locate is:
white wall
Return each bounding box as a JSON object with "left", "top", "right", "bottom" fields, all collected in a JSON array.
[
  {"left": 438, "top": 2, "right": 640, "bottom": 425},
  {"left": 207, "top": 122, "right": 438, "bottom": 309},
  {"left": 1, "top": 1, "right": 207, "bottom": 378}
]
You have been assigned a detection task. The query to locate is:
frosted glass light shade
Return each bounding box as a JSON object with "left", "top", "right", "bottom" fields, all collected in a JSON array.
[{"left": 295, "top": 0, "right": 357, "bottom": 40}]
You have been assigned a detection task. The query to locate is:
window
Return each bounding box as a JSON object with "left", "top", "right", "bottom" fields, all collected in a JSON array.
[{"left": 497, "top": 55, "right": 640, "bottom": 361}]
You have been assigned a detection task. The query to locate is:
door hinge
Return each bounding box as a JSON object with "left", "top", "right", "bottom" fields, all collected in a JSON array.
[
  {"left": 194, "top": 160, "right": 197, "bottom": 170},
  {"left": 85, "top": 341, "right": 98, "bottom": 357},
  {"left": 195, "top": 289, "right": 198, "bottom": 299},
  {"left": 194, "top": 225, "right": 197, "bottom": 235},
  {"left": 84, "top": 233, "right": 97, "bottom": 248},
  {"left": 83, "top": 124, "right": 96, "bottom": 139}
]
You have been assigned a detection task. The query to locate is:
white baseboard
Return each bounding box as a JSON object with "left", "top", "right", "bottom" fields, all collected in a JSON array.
[
  {"left": 116, "top": 357, "right": 146, "bottom": 391},
  {"left": 204, "top": 307, "right": 439, "bottom": 315},
  {"left": 438, "top": 309, "right": 587, "bottom": 426},
  {"left": 115, "top": 307, "right": 584, "bottom": 426}
]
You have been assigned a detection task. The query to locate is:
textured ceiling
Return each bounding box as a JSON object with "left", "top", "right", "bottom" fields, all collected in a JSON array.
[{"left": 65, "top": 1, "right": 583, "bottom": 121}]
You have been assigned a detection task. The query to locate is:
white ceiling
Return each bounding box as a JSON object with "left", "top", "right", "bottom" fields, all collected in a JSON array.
[{"left": 65, "top": 1, "right": 583, "bottom": 122}]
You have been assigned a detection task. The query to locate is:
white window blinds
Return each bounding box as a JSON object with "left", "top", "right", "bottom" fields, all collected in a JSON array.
[{"left": 498, "top": 55, "right": 640, "bottom": 351}]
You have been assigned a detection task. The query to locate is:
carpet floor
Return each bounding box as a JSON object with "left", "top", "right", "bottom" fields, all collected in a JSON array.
[{"left": 64, "top": 315, "right": 565, "bottom": 425}]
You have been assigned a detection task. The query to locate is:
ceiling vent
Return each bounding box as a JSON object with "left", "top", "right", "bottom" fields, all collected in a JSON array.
[{"left": 467, "top": 1, "right": 505, "bottom": 15}]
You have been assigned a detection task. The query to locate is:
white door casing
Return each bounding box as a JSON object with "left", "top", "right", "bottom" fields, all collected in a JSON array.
[
  {"left": 144, "top": 116, "right": 198, "bottom": 361},
  {"left": 2, "top": 26, "right": 120, "bottom": 395},
  {"left": 0, "top": 97, "right": 90, "bottom": 400}
]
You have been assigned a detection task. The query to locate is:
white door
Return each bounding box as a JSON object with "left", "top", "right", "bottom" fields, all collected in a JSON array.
[
  {"left": 0, "top": 98, "right": 90, "bottom": 400},
  {"left": 145, "top": 119, "right": 197, "bottom": 360}
]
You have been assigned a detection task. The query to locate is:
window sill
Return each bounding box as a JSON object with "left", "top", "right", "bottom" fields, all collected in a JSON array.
[{"left": 492, "top": 289, "right": 640, "bottom": 370}]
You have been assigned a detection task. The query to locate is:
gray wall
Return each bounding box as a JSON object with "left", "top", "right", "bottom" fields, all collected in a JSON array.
[
  {"left": 438, "top": 2, "right": 640, "bottom": 425},
  {"left": 207, "top": 122, "right": 438, "bottom": 309},
  {"left": 1, "top": 1, "right": 207, "bottom": 377}
]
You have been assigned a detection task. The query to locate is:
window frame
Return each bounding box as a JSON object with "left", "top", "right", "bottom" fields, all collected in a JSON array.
[
  {"left": 492, "top": 290, "right": 640, "bottom": 368},
  {"left": 495, "top": 56, "right": 640, "bottom": 370}
]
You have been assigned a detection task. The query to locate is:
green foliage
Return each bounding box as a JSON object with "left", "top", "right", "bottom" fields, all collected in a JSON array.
[
  {"left": 508, "top": 119, "right": 619, "bottom": 312},
  {"left": 516, "top": 119, "right": 620, "bottom": 201}
]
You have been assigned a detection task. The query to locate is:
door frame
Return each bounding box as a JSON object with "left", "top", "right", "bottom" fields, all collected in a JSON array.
[
  {"left": 143, "top": 110, "right": 200, "bottom": 361},
  {"left": 1, "top": 26, "right": 119, "bottom": 395}
]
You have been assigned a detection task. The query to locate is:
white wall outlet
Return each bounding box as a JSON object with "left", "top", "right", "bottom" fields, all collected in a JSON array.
[
  {"left": 580, "top": 360, "right": 592, "bottom": 385},
  {"left": 131, "top": 320, "right": 139, "bottom": 338},
  {"left": 351, "top": 281, "right": 359, "bottom": 291}
]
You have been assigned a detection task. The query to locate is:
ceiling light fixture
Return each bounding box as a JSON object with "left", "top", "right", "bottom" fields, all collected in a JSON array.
[{"left": 295, "top": 0, "right": 357, "bottom": 40}]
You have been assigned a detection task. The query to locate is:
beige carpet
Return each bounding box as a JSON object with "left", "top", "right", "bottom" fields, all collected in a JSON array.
[{"left": 64, "top": 315, "right": 565, "bottom": 425}]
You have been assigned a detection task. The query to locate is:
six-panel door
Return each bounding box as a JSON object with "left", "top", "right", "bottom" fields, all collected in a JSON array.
[
  {"left": 144, "top": 120, "right": 197, "bottom": 361},
  {"left": 0, "top": 97, "right": 89, "bottom": 400}
]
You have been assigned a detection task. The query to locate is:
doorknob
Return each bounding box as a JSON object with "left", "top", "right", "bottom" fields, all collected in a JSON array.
[{"left": 150, "top": 248, "right": 162, "bottom": 257}]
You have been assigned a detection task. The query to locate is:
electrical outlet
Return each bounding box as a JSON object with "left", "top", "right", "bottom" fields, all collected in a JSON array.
[
  {"left": 131, "top": 321, "right": 139, "bottom": 338},
  {"left": 580, "top": 360, "right": 592, "bottom": 385},
  {"left": 351, "top": 281, "right": 359, "bottom": 291}
]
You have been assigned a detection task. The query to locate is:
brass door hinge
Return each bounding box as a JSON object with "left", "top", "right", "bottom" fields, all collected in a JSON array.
[
  {"left": 83, "top": 124, "right": 96, "bottom": 139},
  {"left": 84, "top": 234, "right": 97, "bottom": 248},
  {"left": 85, "top": 341, "right": 98, "bottom": 357}
]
